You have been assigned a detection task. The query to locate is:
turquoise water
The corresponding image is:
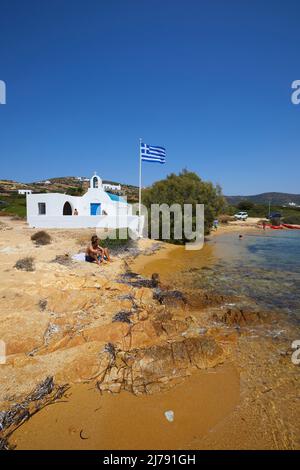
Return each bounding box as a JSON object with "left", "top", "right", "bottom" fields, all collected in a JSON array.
[{"left": 202, "top": 230, "right": 300, "bottom": 318}]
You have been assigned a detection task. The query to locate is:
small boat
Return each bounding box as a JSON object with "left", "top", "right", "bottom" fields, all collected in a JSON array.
[
  {"left": 282, "top": 223, "right": 300, "bottom": 230},
  {"left": 270, "top": 225, "right": 284, "bottom": 229}
]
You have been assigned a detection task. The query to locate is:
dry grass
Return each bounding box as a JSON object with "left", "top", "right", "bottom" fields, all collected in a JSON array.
[
  {"left": 31, "top": 230, "right": 52, "bottom": 245},
  {"left": 257, "top": 219, "right": 268, "bottom": 224},
  {"left": 14, "top": 257, "right": 35, "bottom": 272},
  {"left": 76, "top": 231, "right": 95, "bottom": 247},
  {"left": 10, "top": 215, "right": 25, "bottom": 221},
  {"left": 51, "top": 254, "right": 73, "bottom": 266},
  {"left": 218, "top": 214, "right": 235, "bottom": 224}
]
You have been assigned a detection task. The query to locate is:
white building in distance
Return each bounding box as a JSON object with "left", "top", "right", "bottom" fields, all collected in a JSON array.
[
  {"left": 18, "top": 189, "right": 32, "bottom": 195},
  {"left": 103, "top": 183, "right": 121, "bottom": 192},
  {"left": 26, "top": 173, "right": 140, "bottom": 232}
]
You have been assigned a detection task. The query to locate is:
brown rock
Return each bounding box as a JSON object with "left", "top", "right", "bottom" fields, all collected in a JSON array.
[
  {"left": 214, "top": 304, "right": 266, "bottom": 326},
  {"left": 188, "top": 291, "right": 230, "bottom": 309},
  {"left": 138, "top": 310, "right": 149, "bottom": 321},
  {"left": 82, "top": 322, "right": 130, "bottom": 346},
  {"left": 97, "top": 335, "right": 224, "bottom": 395},
  {"left": 134, "top": 287, "right": 155, "bottom": 306}
]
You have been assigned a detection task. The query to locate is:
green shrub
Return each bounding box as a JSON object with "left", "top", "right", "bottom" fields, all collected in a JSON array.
[
  {"left": 237, "top": 200, "right": 255, "bottom": 211},
  {"left": 98, "top": 229, "right": 135, "bottom": 253},
  {"left": 0, "top": 194, "right": 26, "bottom": 217},
  {"left": 283, "top": 215, "right": 300, "bottom": 225},
  {"left": 79, "top": 229, "right": 135, "bottom": 254},
  {"left": 142, "top": 169, "right": 225, "bottom": 241}
]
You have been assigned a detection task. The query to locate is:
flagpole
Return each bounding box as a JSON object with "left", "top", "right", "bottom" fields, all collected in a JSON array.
[{"left": 138, "top": 138, "right": 142, "bottom": 236}]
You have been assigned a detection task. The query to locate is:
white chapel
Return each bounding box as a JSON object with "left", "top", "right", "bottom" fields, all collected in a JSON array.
[{"left": 26, "top": 173, "right": 140, "bottom": 232}]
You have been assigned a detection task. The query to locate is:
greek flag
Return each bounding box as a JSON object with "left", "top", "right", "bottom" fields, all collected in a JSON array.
[{"left": 140, "top": 142, "right": 166, "bottom": 164}]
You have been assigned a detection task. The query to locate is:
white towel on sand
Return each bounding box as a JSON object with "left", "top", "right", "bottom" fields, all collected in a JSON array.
[{"left": 72, "top": 252, "right": 86, "bottom": 262}]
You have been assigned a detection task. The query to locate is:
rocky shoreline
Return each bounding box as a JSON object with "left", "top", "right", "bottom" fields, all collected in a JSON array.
[
  {"left": 0, "top": 218, "right": 299, "bottom": 449},
  {"left": 0, "top": 258, "right": 230, "bottom": 447}
]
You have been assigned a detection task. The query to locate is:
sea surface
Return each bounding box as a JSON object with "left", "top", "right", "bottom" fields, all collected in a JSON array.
[
  {"left": 192, "top": 230, "right": 300, "bottom": 318},
  {"left": 136, "top": 229, "right": 300, "bottom": 319}
]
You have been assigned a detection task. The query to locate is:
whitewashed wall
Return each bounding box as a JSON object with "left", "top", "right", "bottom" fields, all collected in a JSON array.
[
  {"left": 26, "top": 182, "right": 136, "bottom": 230},
  {"left": 27, "top": 214, "right": 142, "bottom": 232},
  {"left": 26, "top": 193, "right": 77, "bottom": 216},
  {"left": 26, "top": 191, "right": 132, "bottom": 217},
  {"left": 18, "top": 189, "right": 32, "bottom": 195}
]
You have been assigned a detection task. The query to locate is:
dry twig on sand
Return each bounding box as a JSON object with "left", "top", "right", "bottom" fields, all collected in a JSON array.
[{"left": 0, "top": 377, "right": 69, "bottom": 450}]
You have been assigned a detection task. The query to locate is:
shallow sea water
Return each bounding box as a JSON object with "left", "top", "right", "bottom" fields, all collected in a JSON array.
[{"left": 201, "top": 230, "right": 300, "bottom": 317}]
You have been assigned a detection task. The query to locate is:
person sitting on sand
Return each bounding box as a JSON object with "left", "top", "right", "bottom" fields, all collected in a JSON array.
[
  {"left": 98, "top": 242, "right": 111, "bottom": 262},
  {"left": 85, "top": 235, "right": 111, "bottom": 265}
]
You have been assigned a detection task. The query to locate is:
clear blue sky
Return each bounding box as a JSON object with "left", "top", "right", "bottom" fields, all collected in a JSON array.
[{"left": 0, "top": 0, "right": 299, "bottom": 195}]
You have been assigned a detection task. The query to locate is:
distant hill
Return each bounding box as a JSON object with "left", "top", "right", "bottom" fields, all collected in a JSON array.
[
  {"left": 0, "top": 176, "right": 139, "bottom": 203},
  {"left": 1, "top": 177, "right": 299, "bottom": 208},
  {"left": 225, "top": 192, "right": 300, "bottom": 206}
]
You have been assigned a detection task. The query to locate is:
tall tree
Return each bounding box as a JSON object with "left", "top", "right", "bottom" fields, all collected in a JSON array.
[{"left": 142, "top": 169, "right": 225, "bottom": 242}]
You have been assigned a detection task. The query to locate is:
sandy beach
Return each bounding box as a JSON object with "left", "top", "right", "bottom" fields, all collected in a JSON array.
[{"left": 0, "top": 217, "right": 299, "bottom": 450}]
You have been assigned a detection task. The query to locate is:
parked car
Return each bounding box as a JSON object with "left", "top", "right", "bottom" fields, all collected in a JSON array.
[
  {"left": 266, "top": 212, "right": 282, "bottom": 220},
  {"left": 234, "top": 211, "right": 248, "bottom": 221}
]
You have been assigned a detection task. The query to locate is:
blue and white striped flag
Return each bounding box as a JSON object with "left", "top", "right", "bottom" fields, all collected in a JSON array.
[{"left": 140, "top": 142, "right": 166, "bottom": 164}]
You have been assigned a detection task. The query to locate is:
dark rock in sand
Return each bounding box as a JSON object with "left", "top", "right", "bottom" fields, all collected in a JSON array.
[
  {"left": 187, "top": 291, "right": 232, "bottom": 309},
  {"left": 118, "top": 272, "right": 160, "bottom": 289},
  {"left": 153, "top": 288, "right": 187, "bottom": 307},
  {"left": 112, "top": 310, "right": 133, "bottom": 324}
]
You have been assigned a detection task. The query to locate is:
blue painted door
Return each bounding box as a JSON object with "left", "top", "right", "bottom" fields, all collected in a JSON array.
[{"left": 90, "top": 203, "right": 101, "bottom": 215}]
